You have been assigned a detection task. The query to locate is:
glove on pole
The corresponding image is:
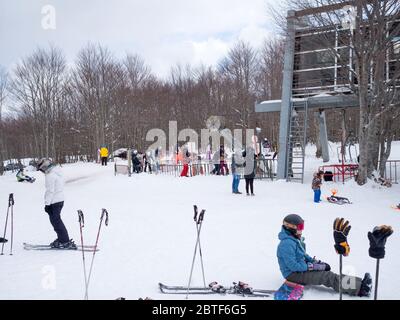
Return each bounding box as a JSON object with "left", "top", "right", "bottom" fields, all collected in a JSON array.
[
  {"left": 368, "top": 225, "right": 393, "bottom": 300},
  {"left": 333, "top": 218, "right": 351, "bottom": 300}
]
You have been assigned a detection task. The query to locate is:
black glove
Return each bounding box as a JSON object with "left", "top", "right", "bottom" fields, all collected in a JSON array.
[
  {"left": 44, "top": 205, "right": 51, "bottom": 214},
  {"left": 333, "top": 218, "right": 351, "bottom": 256},
  {"left": 368, "top": 225, "right": 393, "bottom": 259}
]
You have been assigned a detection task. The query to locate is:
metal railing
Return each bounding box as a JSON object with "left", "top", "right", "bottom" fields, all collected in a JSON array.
[
  {"left": 382, "top": 160, "right": 399, "bottom": 184},
  {"left": 319, "top": 160, "right": 399, "bottom": 184},
  {"left": 158, "top": 159, "right": 277, "bottom": 180}
]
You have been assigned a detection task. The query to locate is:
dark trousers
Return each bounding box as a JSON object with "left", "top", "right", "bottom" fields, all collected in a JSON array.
[
  {"left": 46, "top": 202, "right": 69, "bottom": 243},
  {"left": 212, "top": 164, "right": 220, "bottom": 174},
  {"left": 287, "top": 271, "right": 362, "bottom": 296},
  {"left": 144, "top": 162, "right": 152, "bottom": 173},
  {"left": 245, "top": 178, "right": 254, "bottom": 194},
  {"left": 101, "top": 157, "right": 108, "bottom": 166}
]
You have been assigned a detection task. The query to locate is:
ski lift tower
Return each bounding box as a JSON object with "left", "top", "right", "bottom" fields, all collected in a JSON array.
[{"left": 255, "top": 2, "right": 361, "bottom": 183}]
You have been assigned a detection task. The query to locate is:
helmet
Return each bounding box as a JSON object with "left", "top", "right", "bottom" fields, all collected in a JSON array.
[
  {"left": 283, "top": 214, "right": 304, "bottom": 237},
  {"left": 37, "top": 158, "right": 53, "bottom": 173}
]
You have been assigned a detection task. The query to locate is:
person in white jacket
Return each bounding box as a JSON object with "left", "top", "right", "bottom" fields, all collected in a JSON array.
[{"left": 37, "top": 158, "right": 76, "bottom": 249}]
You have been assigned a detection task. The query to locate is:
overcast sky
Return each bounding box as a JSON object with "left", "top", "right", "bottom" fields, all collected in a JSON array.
[{"left": 0, "top": 0, "right": 279, "bottom": 78}]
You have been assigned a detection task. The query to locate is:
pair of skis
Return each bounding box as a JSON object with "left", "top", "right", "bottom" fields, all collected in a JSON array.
[
  {"left": 23, "top": 242, "right": 98, "bottom": 252},
  {"left": 159, "top": 282, "right": 275, "bottom": 298}
]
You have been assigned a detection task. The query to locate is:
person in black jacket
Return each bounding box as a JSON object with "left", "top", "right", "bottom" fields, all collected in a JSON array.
[
  {"left": 131, "top": 149, "right": 142, "bottom": 173},
  {"left": 243, "top": 146, "right": 256, "bottom": 196}
]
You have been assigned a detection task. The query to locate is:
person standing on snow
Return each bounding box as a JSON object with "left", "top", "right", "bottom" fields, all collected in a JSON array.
[
  {"left": 243, "top": 146, "right": 256, "bottom": 196},
  {"left": 276, "top": 214, "right": 372, "bottom": 297},
  {"left": 131, "top": 150, "right": 141, "bottom": 173},
  {"left": 180, "top": 147, "right": 191, "bottom": 177},
  {"left": 100, "top": 146, "right": 109, "bottom": 166},
  {"left": 231, "top": 151, "right": 243, "bottom": 194},
  {"left": 211, "top": 150, "right": 220, "bottom": 175},
  {"left": 312, "top": 170, "right": 323, "bottom": 203},
  {"left": 37, "top": 158, "right": 76, "bottom": 249},
  {"left": 143, "top": 151, "right": 153, "bottom": 173}
]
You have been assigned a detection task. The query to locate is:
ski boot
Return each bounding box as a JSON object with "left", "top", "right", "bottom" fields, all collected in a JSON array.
[
  {"left": 50, "top": 239, "right": 62, "bottom": 248},
  {"left": 61, "top": 239, "right": 78, "bottom": 249},
  {"left": 234, "top": 281, "right": 253, "bottom": 295},
  {"left": 0, "top": 237, "right": 8, "bottom": 243},
  {"left": 358, "top": 273, "right": 372, "bottom": 297},
  {"left": 208, "top": 281, "right": 226, "bottom": 293}
]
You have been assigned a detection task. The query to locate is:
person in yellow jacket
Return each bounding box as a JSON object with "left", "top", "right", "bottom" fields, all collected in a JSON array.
[{"left": 100, "top": 146, "right": 109, "bottom": 166}]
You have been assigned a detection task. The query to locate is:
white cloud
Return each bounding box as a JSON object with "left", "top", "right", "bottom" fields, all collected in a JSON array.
[
  {"left": 191, "top": 38, "right": 230, "bottom": 67},
  {"left": 0, "top": 0, "right": 278, "bottom": 78},
  {"left": 238, "top": 23, "right": 274, "bottom": 47}
]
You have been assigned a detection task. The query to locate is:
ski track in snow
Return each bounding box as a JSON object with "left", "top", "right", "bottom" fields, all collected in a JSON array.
[{"left": 0, "top": 145, "right": 399, "bottom": 300}]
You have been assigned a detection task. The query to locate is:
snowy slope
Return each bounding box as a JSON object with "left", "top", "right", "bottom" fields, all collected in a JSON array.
[{"left": 0, "top": 145, "right": 399, "bottom": 300}]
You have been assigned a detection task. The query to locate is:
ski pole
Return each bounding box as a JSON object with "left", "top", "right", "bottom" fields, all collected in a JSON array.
[
  {"left": 78, "top": 210, "right": 89, "bottom": 300},
  {"left": 85, "top": 208, "right": 109, "bottom": 300},
  {"left": 9, "top": 194, "right": 14, "bottom": 255},
  {"left": 186, "top": 209, "right": 205, "bottom": 299},
  {"left": 374, "top": 258, "right": 380, "bottom": 300},
  {"left": 339, "top": 254, "right": 342, "bottom": 300},
  {"left": 1, "top": 194, "right": 14, "bottom": 256},
  {"left": 193, "top": 205, "right": 206, "bottom": 288}
]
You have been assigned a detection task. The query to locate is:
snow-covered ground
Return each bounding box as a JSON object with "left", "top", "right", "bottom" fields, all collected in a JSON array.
[{"left": 0, "top": 143, "right": 399, "bottom": 300}]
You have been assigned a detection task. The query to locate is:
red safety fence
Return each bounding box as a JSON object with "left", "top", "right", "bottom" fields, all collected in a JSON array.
[{"left": 318, "top": 163, "right": 359, "bottom": 183}]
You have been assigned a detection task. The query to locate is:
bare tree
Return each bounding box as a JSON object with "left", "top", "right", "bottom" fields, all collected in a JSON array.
[
  {"left": 0, "top": 66, "right": 8, "bottom": 174},
  {"left": 219, "top": 41, "right": 258, "bottom": 129},
  {"left": 273, "top": 0, "right": 400, "bottom": 184},
  {"left": 8, "top": 46, "right": 68, "bottom": 160}
]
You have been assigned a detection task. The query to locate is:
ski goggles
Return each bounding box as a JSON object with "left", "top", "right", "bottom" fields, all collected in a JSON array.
[{"left": 283, "top": 221, "right": 304, "bottom": 231}]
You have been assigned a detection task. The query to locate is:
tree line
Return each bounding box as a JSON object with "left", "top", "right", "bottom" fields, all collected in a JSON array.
[{"left": 0, "top": 6, "right": 399, "bottom": 185}]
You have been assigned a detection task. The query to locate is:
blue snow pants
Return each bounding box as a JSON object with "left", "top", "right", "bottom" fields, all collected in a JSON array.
[{"left": 314, "top": 189, "right": 321, "bottom": 203}]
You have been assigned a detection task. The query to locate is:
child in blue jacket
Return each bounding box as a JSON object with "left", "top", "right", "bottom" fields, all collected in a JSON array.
[{"left": 277, "top": 214, "right": 371, "bottom": 297}]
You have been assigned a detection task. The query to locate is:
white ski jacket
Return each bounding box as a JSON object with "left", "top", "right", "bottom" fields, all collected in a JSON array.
[{"left": 44, "top": 166, "right": 65, "bottom": 206}]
